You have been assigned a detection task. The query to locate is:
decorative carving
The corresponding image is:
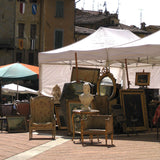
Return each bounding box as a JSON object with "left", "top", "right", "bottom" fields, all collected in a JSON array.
[
  {"left": 100, "top": 67, "right": 110, "bottom": 76},
  {"left": 52, "top": 84, "right": 61, "bottom": 104}
]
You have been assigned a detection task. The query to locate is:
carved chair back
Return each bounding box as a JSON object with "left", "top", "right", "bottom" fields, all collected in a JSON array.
[
  {"left": 81, "top": 115, "right": 113, "bottom": 145},
  {"left": 30, "top": 96, "right": 54, "bottom": 123},
  {"left": 29, "top": 96, "right": 55, "bottom": 140},
  {"left": 85, "top": 115, "right": 113, "bottom": 131}
]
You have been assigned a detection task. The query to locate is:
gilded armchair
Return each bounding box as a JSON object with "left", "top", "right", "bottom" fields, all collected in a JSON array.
[
  {"left": 29, "top": 96, "right": 56, "bottom": 140},
  {"left": 81, "top": 115, "right": 113, "bottom": 145}
]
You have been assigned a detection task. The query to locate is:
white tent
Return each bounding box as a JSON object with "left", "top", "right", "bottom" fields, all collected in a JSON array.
[
  {"left": 39, "top": 27, "right": 140, "bottom": 65},
  {"left": 108, "top": 30, "right": 160, "bottom": 89},
  {"left": 39, "top": 27, "right": 140, "bottom": 96},
  {"left": 109, "top": 29, "right": 160, "bottom": 64}
]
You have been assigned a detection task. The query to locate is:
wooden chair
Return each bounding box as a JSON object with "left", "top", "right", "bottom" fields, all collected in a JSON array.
[
  {"left": 92, "top": 95, "right": 109, "bottom": 114},
  {"left": 29, "top": 96, "right": 56, "bottom": 140},
  {"left": 81, "top": 115, "right": 113, "bottom": 146}
]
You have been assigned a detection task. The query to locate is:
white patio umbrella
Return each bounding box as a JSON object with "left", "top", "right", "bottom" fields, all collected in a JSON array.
[{"left": 2, "top": 83, "right": 38, "bottom": 97}]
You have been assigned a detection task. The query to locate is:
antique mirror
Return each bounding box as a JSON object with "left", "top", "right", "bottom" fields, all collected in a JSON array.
[{"left": 97, "top": 68, "right": 116, "bottom": 100}]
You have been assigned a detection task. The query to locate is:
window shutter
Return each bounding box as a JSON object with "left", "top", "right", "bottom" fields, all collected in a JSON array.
[
  {"left": 55, "top": 30, "right": 63, "bottom": 49},
  {"left": 56, "top": 1, "right": 64, "bottom": 17}
]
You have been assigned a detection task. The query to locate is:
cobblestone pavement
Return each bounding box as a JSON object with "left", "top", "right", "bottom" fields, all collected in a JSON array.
[{"left": 0, "top": 130, "right": 160, "bottom": 160}]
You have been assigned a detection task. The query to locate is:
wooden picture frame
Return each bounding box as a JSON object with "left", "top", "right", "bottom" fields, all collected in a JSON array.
[
  {"left": 71, "top": 67, "right": 100, "bottom": 84},
  {"left": 66, "top": 99, "right": 82, "bottom": 134},
  {"left": 120, "top": 89, "right": 148, "bottom": 132},
  {"left": 7, "top": 116, "right": 27, "bottom": 133},
  {"left": 135, "top": 72, "right": 150, "bottom": 86}
]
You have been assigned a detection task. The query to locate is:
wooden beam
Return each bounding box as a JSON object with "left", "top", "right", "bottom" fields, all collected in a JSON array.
[
  {"left": 125, "top": 59, "right": 130, "bottom": 89},
  {"left": 75, "top": 52, "right": 79, "bottom": 82}
]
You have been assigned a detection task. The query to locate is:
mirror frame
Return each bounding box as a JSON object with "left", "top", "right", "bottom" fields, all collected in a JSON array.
[{"left": 97, "top": 69, "right": 116, "bottom": 100}]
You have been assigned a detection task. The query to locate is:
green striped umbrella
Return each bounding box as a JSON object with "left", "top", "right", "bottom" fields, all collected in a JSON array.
[
  {"left": 0, "top": 63, "right": 39, "bottom": 100},
  {"left": 0, "top": 63, "right": 39, "bottom": 81}
]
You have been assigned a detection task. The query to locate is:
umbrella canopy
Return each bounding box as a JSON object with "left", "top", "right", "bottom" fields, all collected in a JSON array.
[
  {"left": 0, "top": 63, "right": 39, "bottom": 81},
  {"left": 2, "top": 83, "right": 38, "bottom": 95}
]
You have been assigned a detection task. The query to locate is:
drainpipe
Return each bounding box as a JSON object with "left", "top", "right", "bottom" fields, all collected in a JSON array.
[
  {"left": 39, "top": 0, "right": 45, "bottom": 52},
  {"left": 13, "top": 0, "right": 17, "bottom": 62}
]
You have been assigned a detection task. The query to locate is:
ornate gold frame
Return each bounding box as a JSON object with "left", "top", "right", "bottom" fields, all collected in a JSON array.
[
  {"left": 97, "top": 68, "right": 116, "bottom": 100},
  {"left": 135, "top": 72, "right": 150, "bottom": 86},
  {"left": 120, "top": 89, "right": 149, "bottom": 132}
]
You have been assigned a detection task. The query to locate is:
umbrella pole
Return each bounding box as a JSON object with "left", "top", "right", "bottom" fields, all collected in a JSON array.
[{"left": 17, "top": 81, "right": 19, "bottom": 100}]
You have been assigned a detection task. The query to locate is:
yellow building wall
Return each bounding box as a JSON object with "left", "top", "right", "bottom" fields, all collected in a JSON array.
[{"left": 42, "top": 0, "right": 75, "bottom": 51}]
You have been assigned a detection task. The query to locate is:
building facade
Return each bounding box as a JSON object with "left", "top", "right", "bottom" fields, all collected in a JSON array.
[
  {"left": 40, "top": 0, "right": 75, "bottom": 51},
  {"left": 0, "top": 0, "right": 41, "bottom": 65},
  {"left": 0, "top": 0, "right": 75, "bottom": 66}
]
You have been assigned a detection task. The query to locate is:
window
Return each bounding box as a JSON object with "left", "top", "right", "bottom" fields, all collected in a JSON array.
[
  {"left": 56, "top": 1, "right": 64, "bottom": 17},
  {"left": 30, "top": 24, "right": 36, "bottom": 39},
  {"left": 30, "top": 0, "right": 37, "bottom": 2},
  {"left": 30, "top": 39, "right": 35, "bottom": 50},
  {"left": 16, "top": 52, "right": 22, "bottom": 62},
  {"left": 111, "top": 20, "right": 115, "bottom": 25},
  {"left": 18, "top": 23, "right": 25, "bottom": 38},
  {"left": 29, "top": 53, "right": 34, "bottom": 65},
  {"left": 30, "top": 24, "right": 36, "bottom": 50},
  {"left": 54, "top": 30, "right": 63, "bottom": 49}
]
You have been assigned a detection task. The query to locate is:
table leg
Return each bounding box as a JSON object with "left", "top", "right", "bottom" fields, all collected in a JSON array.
[
  {"left": 72, "top": 113, "right": 75, "bottom": 141},
  {"left": 0, "top": 119, "right": 2, "bottom": 132}
]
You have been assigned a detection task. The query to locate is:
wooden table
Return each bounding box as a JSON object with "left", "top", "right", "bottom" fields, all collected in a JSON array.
[{"left": 72, "top": 109, "right": 99, "bottom": 141}]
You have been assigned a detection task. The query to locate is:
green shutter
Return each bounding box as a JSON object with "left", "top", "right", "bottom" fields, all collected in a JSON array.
[
  {"left": 56, "top": 1, "right": 64, "bottom": 17},
  {"left": 55, "top": 30, "right": 63, "bottom": 49}
]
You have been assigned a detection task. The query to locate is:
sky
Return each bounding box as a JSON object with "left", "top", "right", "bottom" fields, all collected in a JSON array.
[{"left": 76, "top": 0, "right": 160, "bottom": 28}]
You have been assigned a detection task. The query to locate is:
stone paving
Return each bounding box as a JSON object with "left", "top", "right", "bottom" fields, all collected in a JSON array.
[{"left": 0, "top": 130, "right": 160, "bottom": 160}]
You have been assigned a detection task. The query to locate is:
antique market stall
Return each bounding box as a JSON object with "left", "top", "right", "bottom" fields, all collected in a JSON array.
[
  {"left": 38, "top": 27, "right": 140, "bottom": 96},
  {"left": 39, "top": 27, "right": 160, "bottom": 134}
]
